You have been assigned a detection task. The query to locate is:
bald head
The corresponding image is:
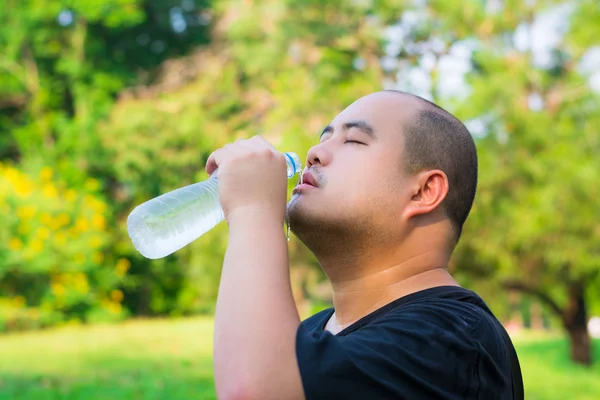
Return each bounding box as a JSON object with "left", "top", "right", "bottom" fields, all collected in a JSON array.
[{"left": 386, "top": 90, "right": 478, "bottom": 243}]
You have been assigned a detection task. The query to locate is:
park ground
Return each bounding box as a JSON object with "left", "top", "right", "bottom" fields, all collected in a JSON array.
[{"left": 0, "top": 317, "right": 598, "bottom": 400}]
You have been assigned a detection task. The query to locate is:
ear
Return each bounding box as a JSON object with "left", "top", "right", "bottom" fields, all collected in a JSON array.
[{"left": 402, "top": 169, "right": 449, "bottom": 220}]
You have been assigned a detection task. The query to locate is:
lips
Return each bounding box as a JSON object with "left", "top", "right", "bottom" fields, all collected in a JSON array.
[
  {"left": 301, "top": 171, "right": 319, "bottom": 188},
  {"left": 292, "top": 170, "right": 319, "bottom": 194}
]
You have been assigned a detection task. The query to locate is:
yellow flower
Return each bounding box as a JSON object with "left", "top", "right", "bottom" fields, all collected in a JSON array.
[
  {"left": 51, "top": 283, "right": 65, "bottom": 296},
  {"left": 30, "top": 239, "right": 44, "bottom": 253},
  {"left": 54, "top": 213, "right": 70, "bottom": 228},
  {"left": 4, "top": 166, "right": 22, "bottom": 186},
  {"left": 115, "top": 258, "right": 131, "bottom": 276},
  {"left": 65, "top": 189, "right": 77, "bottom": 202},
  {"left": 89, "top": 235, "right": 104, "bottom": 249},
  {"left": 8, "top": 238, "right": 23, "bottom": 251},
  {"left": 74, "top": 273, "right": 89, "bottom": 294},
  {"left": 13, "top": 296, "right": 26, "bottom": 307},
  {"left": 40, "top": 212, "right": 53, "bottom": 225},
  {"left": 17, "top": 205, "right": 36, "bottom": 220},
  {"left": 91, "top": 214, "right": 106, "bottom": 230},
  {"left": 108, "top": 302, "right": 122, "bottom": 314},
  {"left": 96, "top": 202, "right": 107, "bottom": 213},
  {"left": 42, "top": 184, "right": 58, "bottom": 199},
  {"left": 13, "top": 179, "right": 33, "bottom": 198},
  {"left": 110, "top": 290, "right": 124, "bottom": 303},
  {"left": 88, "top": 198, "right": 107, "bottom": 214},
  {"left": 39, "top": 166, "right": 53, "bottom": 181},
  {"left": 83, "top": 194, "right": 96, "bottom": 205},
  {"left": 74, "top": 217, "right": 89, "bottom": 232},
  {"left": 54, "top": 232, "right": 67, "bottom": 246},
  {"left": 36, "top": 227, "right": 50, "bottom": 240}
]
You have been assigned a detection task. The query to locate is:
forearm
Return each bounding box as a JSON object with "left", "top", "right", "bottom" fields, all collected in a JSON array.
[{"left": 213, "top": 208, "right": 303, "bottom": 399}]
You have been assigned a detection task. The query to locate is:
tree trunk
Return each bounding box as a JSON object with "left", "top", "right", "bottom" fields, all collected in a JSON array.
[
  {"left": 530, "top": 301, "right": 544, "bottom": 330},
  {"left": 567, "top": 326, "right": 592, "bottom": 366},
  {"left": 563, "top": 281, "right": 592, "bottom": 366},
  {"left": 503, "top": 278, "right": 593, "bottom": 366}
]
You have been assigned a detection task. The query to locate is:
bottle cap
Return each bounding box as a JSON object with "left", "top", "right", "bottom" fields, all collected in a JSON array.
[{"left": 284, "top": 152, "right": 302, "bottom": 178}]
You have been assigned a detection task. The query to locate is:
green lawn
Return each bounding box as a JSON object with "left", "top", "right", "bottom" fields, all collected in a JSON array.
[
  {"left": 0, "top": 318, "right": 598, "bottom": 399},
  {"left": 0, "top": 318, "right": 216, "bottom": 400},
  {"left": 512, "top": 331, "right": 600, "bottom": 400}
]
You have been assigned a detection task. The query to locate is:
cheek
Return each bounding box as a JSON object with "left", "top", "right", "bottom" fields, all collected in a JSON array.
[
  {"left": 370, "top": 173, "right": 405, "bottom": 213},
  {"left": 337, "top": 170, "right": 395, "bottom": 213},
  {"left": 325, "top": 150, "right": 400, "bottom": 210}
]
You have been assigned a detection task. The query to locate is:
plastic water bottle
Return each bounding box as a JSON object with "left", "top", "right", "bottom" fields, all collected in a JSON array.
[{"left": 127, "top": 152, "right": 302, "bottom": 259}]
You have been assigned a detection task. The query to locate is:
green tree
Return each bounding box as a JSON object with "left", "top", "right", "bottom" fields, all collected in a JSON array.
[
  {"left": 403, "top": 0, "right": 600, "bottom": 365},
  {"left": 0, "top": 0, "right": 213, "bottom": 325}
]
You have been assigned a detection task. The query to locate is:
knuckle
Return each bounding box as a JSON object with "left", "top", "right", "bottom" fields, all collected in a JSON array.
[{"left": 258, "top": 147, "right": 273, "bottom": 157}]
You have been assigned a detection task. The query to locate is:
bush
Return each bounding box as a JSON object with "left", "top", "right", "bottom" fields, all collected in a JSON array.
[{"left": 0, "top": 163, "right": 128, "bottom": 332}]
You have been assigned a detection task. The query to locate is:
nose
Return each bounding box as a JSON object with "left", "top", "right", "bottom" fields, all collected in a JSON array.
[{"left": 306, "top": 141, "right": 332, "bottom": 169}]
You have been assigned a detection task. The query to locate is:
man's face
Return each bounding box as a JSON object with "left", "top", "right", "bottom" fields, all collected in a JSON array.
[{"left": 286, "top": 92, "right": 418, "bottom": 242}]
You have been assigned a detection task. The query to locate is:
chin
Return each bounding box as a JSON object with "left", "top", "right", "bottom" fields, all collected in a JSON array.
[
  {"left": 286, "top": 195, "right": 304, "bottom": 225},
  {"left": 287, "top": 197, "right": 346, "bottom": 236},
  {"left": 286, "top": 195, "right": 321, "bottom": 229}
]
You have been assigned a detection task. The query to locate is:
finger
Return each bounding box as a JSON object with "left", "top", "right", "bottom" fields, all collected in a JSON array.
[
  {"left": 248, "top": 135, "right": 270, "bottom": 147},
  {"left": 205, "top": 147, "right": 231, "bottom": 176},
  {"left": 247, "top": 135, "right": 278, "bottom": 153},
  {"left": 207, "top": 143, "right": 247, "bottom": 175}
]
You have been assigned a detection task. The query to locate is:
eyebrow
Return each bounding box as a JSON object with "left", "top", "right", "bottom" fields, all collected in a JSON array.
[{"left": 320, "top": 120, "right": 377, "bottom": 140}]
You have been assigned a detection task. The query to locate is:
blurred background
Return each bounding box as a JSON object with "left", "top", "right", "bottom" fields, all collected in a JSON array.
[{"left": 0, "top": 0, "right": 599, "bottom": 399}]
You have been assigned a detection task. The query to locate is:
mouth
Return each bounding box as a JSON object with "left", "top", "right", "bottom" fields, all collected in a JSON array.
[
  {"left": 301, "top": 171, "right": 319, "bottom": 188},
  {"left": 292, "top": 170, "right": 319, "bottom": 193}
]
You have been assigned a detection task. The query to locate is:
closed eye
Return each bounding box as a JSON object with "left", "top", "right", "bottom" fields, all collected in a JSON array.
[{"left": 344, "top": 140, "right": 366, "bottom": 145}]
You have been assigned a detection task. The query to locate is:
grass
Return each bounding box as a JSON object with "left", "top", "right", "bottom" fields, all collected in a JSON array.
[
  {"left": 512, "top": 331, "right": 600, "bottom": 400},
  {"left": 0, "top": 318, "right": 216, "bottom": 400},
  {"left": 0, "top": 318, "right": 598, "bottom": 400}
]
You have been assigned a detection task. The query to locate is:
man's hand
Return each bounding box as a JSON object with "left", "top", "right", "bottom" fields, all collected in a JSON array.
[{"left": 206, "top": 136, "right": 288, "bottom": 223}]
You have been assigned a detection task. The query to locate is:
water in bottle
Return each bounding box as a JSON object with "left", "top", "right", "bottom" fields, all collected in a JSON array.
[{"left": 127, "top": 152, "right": 302, "bottom": 259}]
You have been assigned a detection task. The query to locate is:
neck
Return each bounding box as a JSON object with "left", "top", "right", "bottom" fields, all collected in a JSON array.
[{"left": 316, "top": 230, "right": 458, "bottom": 331}]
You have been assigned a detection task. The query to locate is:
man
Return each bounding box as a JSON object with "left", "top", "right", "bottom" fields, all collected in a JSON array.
[{"left": 206, "top": 91, "right": 523, "bottom": 399}]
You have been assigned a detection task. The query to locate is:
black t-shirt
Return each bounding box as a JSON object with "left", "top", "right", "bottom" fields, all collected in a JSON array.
[{"left": 296, "top": 286, "right": 521, "bottom": 399}]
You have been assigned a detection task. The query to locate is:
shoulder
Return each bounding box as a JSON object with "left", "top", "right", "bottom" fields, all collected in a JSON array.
[
  {"left": 337, "top": 287, "right": 490, "bottom": 338},
  {"left": 389, "top": 289, "right": 488, "bottom": 332},
  {"left": 299, "top": 307, "right": 334, "bottom": 333},
  {"left": 368, "top": 289, "right": 514, "bottom": 395},
  {"left": 371, "top": 288, "right": 510, "bottom": 351}
]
